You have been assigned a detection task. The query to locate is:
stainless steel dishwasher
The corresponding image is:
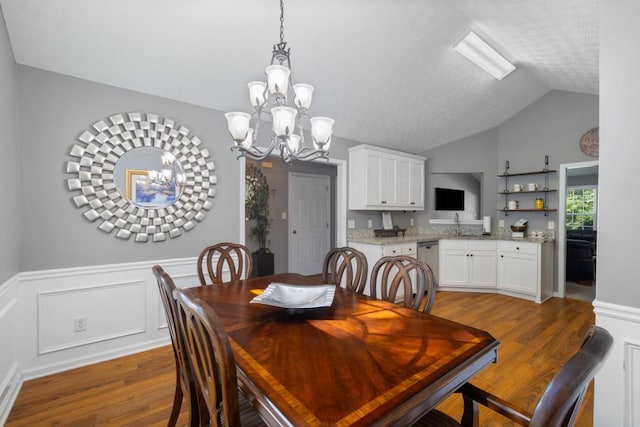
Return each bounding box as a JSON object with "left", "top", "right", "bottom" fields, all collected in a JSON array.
[{"left": 417, "top": 240, "right": 439, "bottom": 283}]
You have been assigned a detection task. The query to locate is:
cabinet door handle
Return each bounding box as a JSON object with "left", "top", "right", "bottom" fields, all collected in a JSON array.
[
  {"left": 470, "top": 254, "right": 473, "bottom": 257},
  {"left": 501, "top": 255, "right": 504, "bottom": 258},
  {"left": 381, "top": 201, "right": 387, "bottom": 204},
  {"left": 516, "top": 247, "right": 520, "bottom": 250},
  {"left": 410, "top": 202, "right": 415, "bottom": 205}
]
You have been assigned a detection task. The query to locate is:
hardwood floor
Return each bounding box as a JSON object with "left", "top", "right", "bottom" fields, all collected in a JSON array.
[{"left": 6, "top": 292, "right": 595, "bottom": 427}]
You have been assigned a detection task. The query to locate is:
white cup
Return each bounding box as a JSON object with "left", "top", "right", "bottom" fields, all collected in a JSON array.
[
  {"left": 508, "top": 200, "right": 519, "bottom": 210},
  {"left": 527, "top": 183, "right": 538, "bottom": 191},
  {"left": 513, "top": 184, "right": 523, "bottom": 192}
]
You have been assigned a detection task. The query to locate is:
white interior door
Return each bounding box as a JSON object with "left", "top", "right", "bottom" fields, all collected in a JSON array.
[{"left": 288, "top": 173, "right": 330, "bottom": 275}]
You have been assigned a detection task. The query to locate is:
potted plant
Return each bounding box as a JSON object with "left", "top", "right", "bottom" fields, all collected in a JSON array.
[{"left": 245, "top": 164, "right": 275, "bottom": 276}]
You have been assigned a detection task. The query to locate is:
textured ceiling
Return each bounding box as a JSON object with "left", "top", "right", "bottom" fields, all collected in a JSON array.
[{"left": 0, "top": 0, "right": 598, "bottom": 154}]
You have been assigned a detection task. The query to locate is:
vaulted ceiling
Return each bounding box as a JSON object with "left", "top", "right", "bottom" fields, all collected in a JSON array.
[{"left": 0, "top": 0, "right": 598, "bottom": 153}]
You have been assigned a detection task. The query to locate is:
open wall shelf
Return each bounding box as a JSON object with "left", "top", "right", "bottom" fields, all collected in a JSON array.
[{"left": 498, "top": 156, "right": 557, "bottom": 216}]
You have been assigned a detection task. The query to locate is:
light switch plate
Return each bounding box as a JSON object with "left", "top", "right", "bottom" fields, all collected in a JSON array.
[
  {"left": 548, "top": 220, "right": 555, "bottom": 230},
  {"left": 348, "top": 220, "right": 355, "bottom": 229},
  {"left": 499, "top": 220, "right": 505, "bottom": 228},
  {"left": 410, "top": 218, "right": 414, "bottom": 226},
  {"left": 368, "top": 219, "right": 373, "bottom": 228},
  {"left": 282, "top": 212, "right": 287, "bottom": 220}
]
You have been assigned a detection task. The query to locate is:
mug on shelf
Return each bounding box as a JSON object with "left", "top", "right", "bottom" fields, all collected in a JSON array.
[
  {"left": 512, "top": 184, "right": 523, "bottom": 192},
  {"left": 508, "top": 200, "right": 519, "bottom": 210},
  {"left": 527, "top": 183, "right": 539, "bottom": 191}
]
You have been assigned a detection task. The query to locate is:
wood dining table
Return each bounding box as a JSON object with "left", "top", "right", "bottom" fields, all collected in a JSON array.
[{"left": 181, "top": 273, "right": 499, "bottom": 426}]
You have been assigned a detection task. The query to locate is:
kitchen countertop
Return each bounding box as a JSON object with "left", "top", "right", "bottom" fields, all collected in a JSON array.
[{"left": 348, "top": 233, "right": 552, "bottom": 245}]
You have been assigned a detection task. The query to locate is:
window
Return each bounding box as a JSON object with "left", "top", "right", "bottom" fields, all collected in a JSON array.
[{"left": 566, "top": 186, "right": 597, "bottom": 230}]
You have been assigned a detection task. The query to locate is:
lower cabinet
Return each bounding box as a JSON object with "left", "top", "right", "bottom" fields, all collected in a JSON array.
[
  {"left": 440, "top": 239, "right": 553, "bottom": 303},
  {"left": 439, "top": 240, "right": 498, "bottom": 289},
  {"left": 497, "top": 241, "right": 554, "bottom": 303},
  {"left": 348, "top": 241, "right": 417, "bottom": 299}
]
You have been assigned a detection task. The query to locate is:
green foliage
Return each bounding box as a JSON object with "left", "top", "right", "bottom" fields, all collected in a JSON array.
[
  {"left": 245, "top": 164, "right": 275, "bottom": 251},
  {"left": 566, "top": 187, "right": 596, "bottom": 230}
]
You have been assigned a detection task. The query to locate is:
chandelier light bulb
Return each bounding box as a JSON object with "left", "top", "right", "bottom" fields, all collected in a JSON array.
[
  {"left": 271, "top": 106, "right": 297, "bottom": 136},
  {"left": 293, "top": 83, "right": 314, "bottom": 109},
  {"left": 248, "top": 81, "right": 268, "bottom": 107},
  {"left": 310, "top": 117, "right": 334, "bottom": 151},
  {"left": 266, "top": 64, "right": 291, "bottom": 96},
  {"left": 224, "top": 112, "right": 251, "bottom": 142}
]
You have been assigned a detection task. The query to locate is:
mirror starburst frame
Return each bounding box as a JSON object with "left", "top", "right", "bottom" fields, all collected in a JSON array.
[{"left": 65, "top": 112, "right": 217, "bottom": 242}]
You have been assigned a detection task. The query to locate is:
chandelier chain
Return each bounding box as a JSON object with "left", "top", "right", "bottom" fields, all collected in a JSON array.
[{"left": 279, "top": 0, "right": 285, "bottom": 44}]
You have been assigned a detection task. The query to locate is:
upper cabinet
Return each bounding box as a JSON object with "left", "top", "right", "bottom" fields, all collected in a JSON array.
[{"left": 349, "top": 144, "right": 426, "bottom": 211}]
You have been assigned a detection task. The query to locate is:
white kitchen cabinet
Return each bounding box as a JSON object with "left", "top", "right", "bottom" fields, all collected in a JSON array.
[
  {"left": 497, "top": 241, "right": 553, "bottom": 303},
  {"left": 349, "top": 144, "right": 425, "bottom": 210},
  {"left": 439, "top": 240, "right": 498, "bottom": 289},
  {"left": 348, "top": 241, "right": 417, "bottom": 298}
]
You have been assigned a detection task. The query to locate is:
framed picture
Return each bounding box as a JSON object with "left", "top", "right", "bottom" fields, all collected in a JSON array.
[
  {"left": 125, "top": 169, "right": 179, "bottom": 207},
  {"left": 381, "top": 212, "right": 393, "bottom": 230}
]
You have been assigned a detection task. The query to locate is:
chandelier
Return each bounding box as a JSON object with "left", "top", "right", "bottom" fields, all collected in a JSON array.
[
  {"left": 225, "top": 0, "right": 334, "bottom": 163},
  {"left": 147, "top": 152, "right": 186, "bottom": 187}
]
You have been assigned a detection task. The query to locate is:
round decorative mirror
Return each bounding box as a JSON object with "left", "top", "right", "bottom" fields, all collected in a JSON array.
[{"left": 65, "top": 112, "right": 217, "bottom": 242}]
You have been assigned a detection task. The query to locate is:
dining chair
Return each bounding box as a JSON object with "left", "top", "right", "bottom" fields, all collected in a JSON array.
[
  {"left": 370, "top": 255, "right": 437, "bottom": 313},
  {"left": 175, "top": 289, "right": 265, "bottom": 427},
  {"left": 152, "top": 265, "right": 201, "bottom": 427},
  {"left": 321, "top": 246, "right": 368, "bottom": 294},
  {"left": 413, "top": 325, "right": 613, "bottom": 427},
  {"left": 197, "top": 242, "right": 253, "bottom": 285}
]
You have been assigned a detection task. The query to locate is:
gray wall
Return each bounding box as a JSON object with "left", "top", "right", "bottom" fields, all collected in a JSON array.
[
  {"left": 246, "top": 159, "right": 337, "bottom": 274},
  {"left": 599, "top": 0, "right": 640, "bottom": 306},
  {"left": 497, "top": 91, "right": 599, "bottom": 231},
  {"left": 0, "top": 12, "right": 19, "bottom": 283},
  {"left": 418, "top": 127, "right": 499, "bottom": 226},
  {"left": 15, "top": 66, "right": 357, "bottom": 273},
  {"left": 16, "top": 66, "right": 242, "bottom": 271}
]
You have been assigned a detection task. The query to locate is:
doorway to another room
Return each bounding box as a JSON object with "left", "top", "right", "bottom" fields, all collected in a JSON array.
[
  {"left": 558, "top": 161, "right": 598, "bottom": 302},
  {"left": 242, "top": 156, "right": 345, "bottom": 275}
]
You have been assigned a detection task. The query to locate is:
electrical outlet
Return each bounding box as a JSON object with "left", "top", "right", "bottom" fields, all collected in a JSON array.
[
  {"left": 74, "top": 316, "right": 87, "bottom": 332},
  {"left": 548, "top": 220, "right": 555, "bottom": 230},
  {"left": 499, "top": 220, "right": 505, "bottom": 228},
  {"left": 281, "top": 212, "right": 287, "bottom": 220},
  {"left": 410, "top": 218, "right": 414, "bottom": 226},
  {"left": 368, "top": 219, "right": 373, "bottom": 228},
  {"left": 347, "top": 220, "right": 355, "bottom": 229}
]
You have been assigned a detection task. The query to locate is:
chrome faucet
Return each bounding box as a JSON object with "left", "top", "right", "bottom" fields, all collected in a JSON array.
[{"left": 454, "top": 213, "right": 461, "bottom": 236}]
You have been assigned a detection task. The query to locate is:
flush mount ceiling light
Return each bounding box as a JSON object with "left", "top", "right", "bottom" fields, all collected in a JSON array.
[
  {"left": 454, "top": 31, "right": 515, "bottom": 80},
  {"left": 225, "top": 0, "right": 334, "bottom": 164}
]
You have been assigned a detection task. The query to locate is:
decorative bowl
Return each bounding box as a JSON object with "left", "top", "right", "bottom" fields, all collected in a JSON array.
[{"left": 510, "top": 224, "right": 528, "bottom": 232}]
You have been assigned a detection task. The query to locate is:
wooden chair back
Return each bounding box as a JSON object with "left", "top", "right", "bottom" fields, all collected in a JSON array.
[
  {"left": 197, "top": 242, "right": 253, "bottom": 285},
  {"left": 370, "top": 255, "right": 437, "bottom": 313},
  {"left": 529, "top": 325, "right": 613, "bottom": 427},
  {"left": 152, "top": 265, "right": 200, "bottom": 427},
  {"left": 175, "top": 289, "right": 243, "bottom": 427},
  {"left": 322, "top": 246, "right": 368, "bottom": 294}
]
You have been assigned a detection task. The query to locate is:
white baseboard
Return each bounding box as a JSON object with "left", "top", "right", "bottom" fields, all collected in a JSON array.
[{"left": 0, "top": 363, "right": 22, "bottom": 426}]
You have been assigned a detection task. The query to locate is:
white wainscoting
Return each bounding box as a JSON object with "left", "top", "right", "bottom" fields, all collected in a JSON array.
[
  {"left": 0, "top": 275, "right": 20, "bottom": 426},
  {"left": 594, "top": 299, "right": 640, "bottom": 427},
  {"left": 0, "top": 255, "right": 238, "bottom": 422},
  {"left": 17, "top": 258, "right": 199, "bottom": 380}
]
